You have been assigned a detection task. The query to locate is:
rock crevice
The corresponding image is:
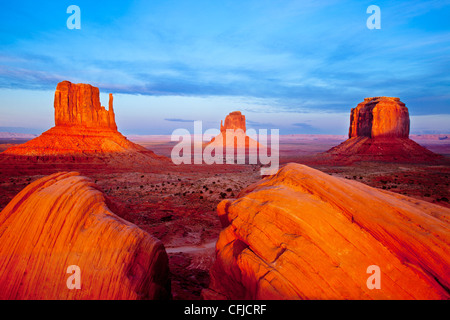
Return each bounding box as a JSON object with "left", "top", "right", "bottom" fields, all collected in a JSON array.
[
  {"left": 0, "top": 172, "right": 171, "bottom": 300},
  {"left": 205, "top": 163, "right": 450, "bottom": 300}
]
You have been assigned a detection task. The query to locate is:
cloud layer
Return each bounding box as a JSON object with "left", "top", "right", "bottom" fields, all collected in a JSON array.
[{"left": 0, "top": 0, "right": 449, "bottom": 134}]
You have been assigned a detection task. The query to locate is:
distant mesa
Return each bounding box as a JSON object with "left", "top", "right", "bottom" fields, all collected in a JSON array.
[
  {"left": 220, "top": 111, "right": 246, "bottom": 133},
  {"left": 208, "top": 111, "right": 261, "bottom": 150},
  {"left": 348, "top": 97, "right": 410, "bottom": 138},
  {"left": 0, "top": 172, "right": 170, "bottom": 299},
  {"left": 1, "top": 80, "right": 168, "bottom": 166},
  {"left": 204, "top": 163, "right": 450, "bottom": 300},
  {"left": 326, "top": 97, "right": 441, "bottom": 163}
]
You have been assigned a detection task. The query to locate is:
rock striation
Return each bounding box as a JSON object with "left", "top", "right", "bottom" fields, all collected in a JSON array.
[
  {"left": 0, "top": 172, "right": 170, "bottom": 300},
  {"left": 326, "top": 97, "right": 441, "bottom": 163},
  {"left": 54, "top": 81, "right": 117, "bottom": 130},
  {"left": 1, "top": 81, "right": 168, "bottom": 166},
  {"left": 348, "top": 97, "right": 410, "bottom": 138},
  {"left": 205, "top": 163, "right": 450, "bottom": 300},
  {"left": 220, "top": 111, "right": 246, "bottom": 133}
]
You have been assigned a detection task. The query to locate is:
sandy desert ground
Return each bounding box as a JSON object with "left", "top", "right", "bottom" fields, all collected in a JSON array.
[{"left": 0, "top": 134, "right": 449, "bottom": 299}]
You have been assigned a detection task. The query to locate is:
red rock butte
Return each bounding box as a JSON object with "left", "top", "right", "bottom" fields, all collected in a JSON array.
[
  {"left": 326, "top": 97, "right": 441, "bottom": 163},
  {"left": 1, "top": 81, "right": 167, "bottom": 166},
  {"left": 349, "top": 97, "right": 410, "bottom": 138},
  {"left": 220, "top": 111, "right": 246, "bottom": 133},
  {"left": 54, "top": 81, "right": 118, "bottom": 130},
  {"left": 209, "top": 111, "right": 262, "bottom": 150},
  {"left": 204, "top": 163, "right": 450, "bottom": 300},
  {"left": 0, "top": 172, "right": 170, "bottom": 299}
]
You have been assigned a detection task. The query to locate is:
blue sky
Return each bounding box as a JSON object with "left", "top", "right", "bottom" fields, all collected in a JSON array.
[{"left": 0, "top": 0, "right": 449, "bottom": 135}]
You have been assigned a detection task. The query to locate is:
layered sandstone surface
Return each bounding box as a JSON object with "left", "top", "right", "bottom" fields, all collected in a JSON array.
[
  {"left": 0, "top": 172, "right": 170, "bottom": 300},
  {"left": 1, "top": 81, "right": 167, "bottom": 166},
  {"left": 205, "top": 163, "right": 450, "bottom": 300},
  {"left": 326, "top": 97, "right": 441, "bottom": 163}
]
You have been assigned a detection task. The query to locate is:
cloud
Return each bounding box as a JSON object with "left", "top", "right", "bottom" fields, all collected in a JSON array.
[
  {"left": 0, "top": 65, "right": 67, "bottom": 91},
  {"left": 0, "top": 126, "right": 42, "bottom": 134},
  {"left": 245, "top": 120, "right": 276, "bottom": 128},
  {"left": 292, "top": 122, "right": 322, "bottom": 134},
  {"left": 164, "top": 118, "right": 195, "bottom": 123},
  {"left": 0, "top": 0, "right": 449, "bottom": 123}
]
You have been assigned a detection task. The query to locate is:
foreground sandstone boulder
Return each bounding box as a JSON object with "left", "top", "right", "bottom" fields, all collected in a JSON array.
[
  {"left": 326, "top": 97, "right": 440, "bottom": 163},
  {"left": 0, "top": 172, "right": 170, "bottom": 299},
  {"left": 1, "top": 81, "right": 168, "bottom": 166},
  {"left": 205, "top": 163, "right": 450, "bottom": 300}
]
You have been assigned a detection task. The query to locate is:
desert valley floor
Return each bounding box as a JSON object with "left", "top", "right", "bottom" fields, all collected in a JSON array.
[{"left": 1, "top": 134, "right": 449, "bottom": 299}]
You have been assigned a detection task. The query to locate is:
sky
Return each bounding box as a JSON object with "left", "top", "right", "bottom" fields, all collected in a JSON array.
[{"left": 0, "top": 0, "right": 449, "bottom": 135}]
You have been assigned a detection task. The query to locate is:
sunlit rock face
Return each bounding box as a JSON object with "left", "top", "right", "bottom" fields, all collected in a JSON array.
[
  {"left": 220, "top": 111, "right": 246, "bottom": 133},
  {"left": 209, "top": 111, "right": 260, "bottom": 151},
  {"left": 54, "top": 81, "right": 117, "bottom": 130},
  {"left": 349, "top": 97, "right": 409, "bottom": 138},
  {"left": 325, "top": 97, "right": 440, "bottom": 163},
  {"left": 204, "top": 163, "right": 450, "bottom": 300},
  {"left": 1, "top": 81, "right": 168, "bottom": 165},
  {"left": 0, "top": 172, "right": 171, "bottom": 300}
]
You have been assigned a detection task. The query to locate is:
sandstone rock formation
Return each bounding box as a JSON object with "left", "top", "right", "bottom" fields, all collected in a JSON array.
[
  {"left": 348, "top": 97, "right": 410, "bottom": 138},
  {"left": 326, "top": 97, "right": 441, "bottom": 163},
  {"left": 205, "top": 163, "right": 450, "bottom": 300},
  {"left": 1, "top": 81, "right": 168, "bottom": 166},
  {"left": 54, "top": 81, "right": 117, "bottom": 130},
  {"left": 208, "top": 111, "right": 261, "bottom": 151},
  {"left": 220, "top": 111, "right": 246, "bottom": 133},
  {"left": 0, "top": 172, "right": 170, "bottom": 300}
]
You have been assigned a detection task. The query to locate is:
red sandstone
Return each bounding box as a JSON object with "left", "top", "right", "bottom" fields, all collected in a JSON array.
[
  {"left": 349, "top": 97, "right": 410, "bottom": 138},
  {"left": 1, "top": 81, "right": 169, "bottom": 166},
  {"left": 204, "top": 163, "right": 450, "bottom": 300},
  {"left": 0, "top": 172, "right": 170, "bottom": 300},
  {"left": 209, "top": 111, "right": 261, "bottom": 150},
  {"left": 326, "top": 97, "right": 441, "bottom": 163}
]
